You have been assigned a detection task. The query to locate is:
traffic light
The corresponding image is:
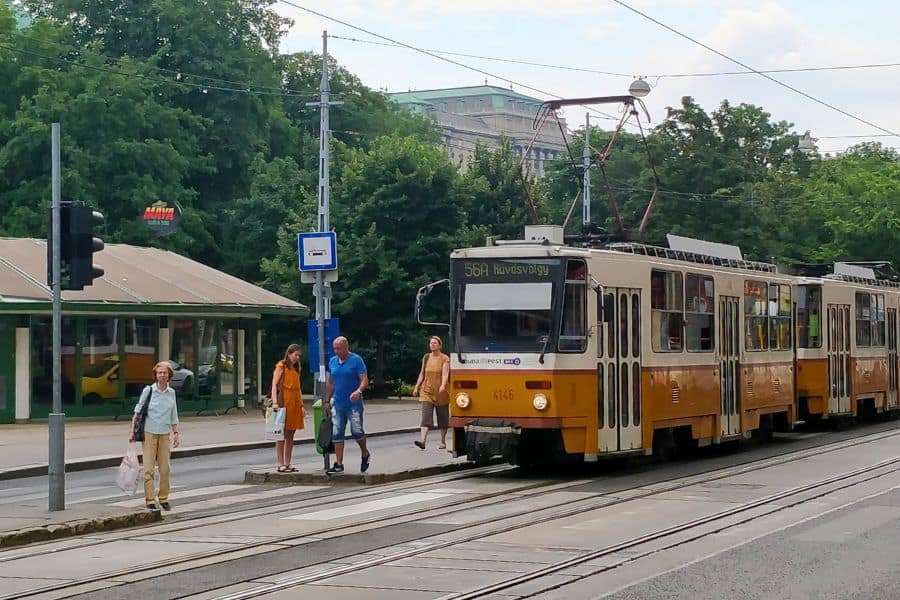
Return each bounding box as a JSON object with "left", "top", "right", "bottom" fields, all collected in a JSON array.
[
  {"left": 68, "top": 203, "right": 105, "bottom": 290},
  {"left": 47, "top": 203, "right": 74, "bottom": 289}
]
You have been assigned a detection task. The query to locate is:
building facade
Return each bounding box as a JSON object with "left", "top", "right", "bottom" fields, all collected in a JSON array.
[
  {"left": 0, "top": 238, "right": 307, "bottom": 423},
  {"left": 390, "top": 85, "right": 568, "bottom": 177}
]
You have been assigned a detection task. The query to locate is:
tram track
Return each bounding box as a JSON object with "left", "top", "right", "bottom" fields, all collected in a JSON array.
[
  {"left": 5, "top": 423, "right": 900, "bottom": 600},
  {"left": 190, "top": 426, "right": 900, "bottom": 600}
]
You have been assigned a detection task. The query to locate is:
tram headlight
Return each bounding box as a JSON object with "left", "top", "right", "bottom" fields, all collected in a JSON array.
[
  {"left": 532, "top": 393, "right": 549, "bottom": 411},
  {"left": 455, "top": 392, "right": 471, "bottom": 409}
]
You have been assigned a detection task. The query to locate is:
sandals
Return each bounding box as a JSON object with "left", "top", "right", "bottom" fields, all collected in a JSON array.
[
  {"left": 438, "top": 443, "right": 447, "bottom": 449},
  {"left": 276, "top": 466, "right": 288, "bottom": 473},
  {"left": 277, "top": 465, "right": 299, "bottom": 473}
]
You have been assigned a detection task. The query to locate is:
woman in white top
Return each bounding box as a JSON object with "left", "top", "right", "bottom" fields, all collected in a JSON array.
[{"left": 130, "top": 361, "right": 180, "bottom": 511}]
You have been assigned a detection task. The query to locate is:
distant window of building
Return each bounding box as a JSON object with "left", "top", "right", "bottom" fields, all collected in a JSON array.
[
  {"left": 457, "top": 100, "right": 465, "bottom": 112},
  {"left": 441, "top": 102, "right": 448, "bottom": 112}
]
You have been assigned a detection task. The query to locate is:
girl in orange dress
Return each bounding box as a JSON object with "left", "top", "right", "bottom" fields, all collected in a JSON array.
[{"left": 271, "top": 344, "right": 304, "bottom": 472}]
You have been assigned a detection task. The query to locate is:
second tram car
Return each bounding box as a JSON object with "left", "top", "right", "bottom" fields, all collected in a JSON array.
[{"left": 426, "top": 228, "right": 900, "bottom": 465}]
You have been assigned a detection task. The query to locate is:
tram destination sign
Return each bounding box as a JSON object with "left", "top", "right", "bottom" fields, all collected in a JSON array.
[{"left": 455, "top": 259, "right": 559, "bottom": 282}]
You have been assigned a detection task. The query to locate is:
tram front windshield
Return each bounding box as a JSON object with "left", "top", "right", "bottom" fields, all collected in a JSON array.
[{"left": 454, "top": 259, "right": 561, "bottom": 353}]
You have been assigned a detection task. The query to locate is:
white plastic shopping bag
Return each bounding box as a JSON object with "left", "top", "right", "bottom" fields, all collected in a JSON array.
[
  {"left": 116, "top": 443, "right": 143, "bottom": 495},
  {"left": 264, "top": 407, "right": 286, "bottom": 440}
]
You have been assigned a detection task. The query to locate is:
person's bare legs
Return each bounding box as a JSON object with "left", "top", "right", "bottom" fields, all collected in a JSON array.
[
  {"left": 275, "top": 439, "right": 285, "bottom": 469},
  {"left": 283, "top": 429, "right": 296, "bottom": 468}
]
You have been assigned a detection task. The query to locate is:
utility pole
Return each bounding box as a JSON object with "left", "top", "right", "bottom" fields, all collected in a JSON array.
[
  {"left": 49, "top": 123, "right": 65, "bottom": 511},
  {"left": 306, "top": 31, "right": 341, "bottom": 469},
  {"left": 582, "top": 113, "right": 592, "bottom": 230}
]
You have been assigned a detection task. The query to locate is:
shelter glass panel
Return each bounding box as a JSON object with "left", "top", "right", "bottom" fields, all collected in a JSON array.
[
  {"left": 219, "top": 324, "right": 237, "bottom": 397},
  {"left": 197, "top": 319, "right": 217, "bottom": 396},
  {"left": 170, "top": 319, "right": 197, "bottom": 397},
  {"left": 80, "top": 318, "right": 120, "bottom": 404},
  {"left": 31, "top": 317, "right": 77, "bottom": 409}
]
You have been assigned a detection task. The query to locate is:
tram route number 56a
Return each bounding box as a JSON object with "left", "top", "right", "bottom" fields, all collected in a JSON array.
[{"left": 494, "top": 389, "right": 515, "bottom": 402}]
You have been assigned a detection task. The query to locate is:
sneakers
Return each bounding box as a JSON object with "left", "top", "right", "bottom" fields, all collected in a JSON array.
[
  {"left": 159, "top": 502, "right": 171, "bottom": 511},
  {"left": 326, "top": 463, "right": 344, "bottom": 475},
  {"left": 414, "top": 441, "right": 425, "bottom": 450},
  {"left": 146, "top": 503, "right": 159, "bottom": 511},
  {"left": 361, "top": 453, "right": 371, "bottom": 473}
]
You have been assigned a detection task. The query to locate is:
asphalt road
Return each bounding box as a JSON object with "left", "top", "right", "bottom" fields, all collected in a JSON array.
[{"left": 604, "top": 487, "right": 900, "bottom": 600}]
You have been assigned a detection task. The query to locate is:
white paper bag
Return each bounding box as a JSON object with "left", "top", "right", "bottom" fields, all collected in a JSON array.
[{"left": 116, "top": 443, "right": 143, "bottom": 494}]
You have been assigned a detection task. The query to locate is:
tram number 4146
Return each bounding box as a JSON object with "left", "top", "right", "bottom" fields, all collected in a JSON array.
[{"left": 493, "top": 389, "right": 515, "bottom": 402}]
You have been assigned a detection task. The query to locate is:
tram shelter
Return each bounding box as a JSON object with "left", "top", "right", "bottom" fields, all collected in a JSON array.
[{"left": 0, "top": 238, "right": 307, "bottom": 423}]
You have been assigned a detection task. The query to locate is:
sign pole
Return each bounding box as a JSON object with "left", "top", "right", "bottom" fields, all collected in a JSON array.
[
  {"left": 305, "top": 31, "right": 341, "bottom": 470},
  {"left": 49, "top": 122, "right": 65, "bottom": 511}
]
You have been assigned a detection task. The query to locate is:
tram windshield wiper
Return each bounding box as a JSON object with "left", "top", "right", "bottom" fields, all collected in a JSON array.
[{"left": 538, "top": 334, "right": 551, "bottom": 365}]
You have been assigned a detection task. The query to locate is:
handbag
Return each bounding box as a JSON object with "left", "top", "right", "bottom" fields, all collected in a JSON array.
[{"left": 133, "top": 385, "right": 152, "bottom": 442}]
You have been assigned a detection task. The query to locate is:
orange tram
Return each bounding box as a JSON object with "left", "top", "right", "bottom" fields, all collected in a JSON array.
[{"left": 430, "top": 228, "right": 900, "bottom": 466}]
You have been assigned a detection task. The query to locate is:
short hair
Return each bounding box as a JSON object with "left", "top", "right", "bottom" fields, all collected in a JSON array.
[{"left": 153, "top": 361, "right": 174, "bottom": 381}]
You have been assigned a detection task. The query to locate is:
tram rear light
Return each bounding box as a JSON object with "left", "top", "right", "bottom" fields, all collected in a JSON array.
[
  {"left": 454, "top": 380, "right": 478, "bottom": 389},
  {"left": 455, "top": 392, "right": 471, "bottom": 409},
  {"left": 525, "top": 380, "right": 552, "bottom": 390}
]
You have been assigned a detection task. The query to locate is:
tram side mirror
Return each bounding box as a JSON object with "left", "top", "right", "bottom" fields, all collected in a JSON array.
[{"left": 415, "top": 279, "right": 451, "bottom": 329}]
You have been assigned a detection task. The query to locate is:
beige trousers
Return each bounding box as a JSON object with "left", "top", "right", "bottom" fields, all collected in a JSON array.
[{"left": 142, "top": 433, "right": 171, "bottom": 504}]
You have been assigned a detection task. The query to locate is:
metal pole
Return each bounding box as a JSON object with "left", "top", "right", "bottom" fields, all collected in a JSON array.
[
  {"left": 49, "top": 122, "right": 65, "bottom": 511},
  {"left": 582, "top": 113, "right": 592, "bottom": 229},
  {"left": 307, "top": 31, "right": 342, "bottom": 470}
]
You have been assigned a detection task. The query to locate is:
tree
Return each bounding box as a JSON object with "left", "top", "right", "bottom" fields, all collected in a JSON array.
[
  {"left": 0, "top": 9, "right": 213, "bottom": 253},
  {"left": 457, "top": 138, "right": 536, "bottom": 240}
]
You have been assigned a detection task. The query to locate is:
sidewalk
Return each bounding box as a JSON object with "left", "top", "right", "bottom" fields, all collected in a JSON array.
[{"left": 0, "top": 399, "right": 422, "bottom": 479}]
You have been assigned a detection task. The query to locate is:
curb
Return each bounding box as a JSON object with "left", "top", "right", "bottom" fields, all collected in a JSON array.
[
  {"left": 0, "top": 427, "right": 420, "bottom": 482},
  {"left": 244, "top": 458, "right": 497, "bottom": 486},
  {"left": 0, "top": 510, "right": 162, "bottom": 549}
]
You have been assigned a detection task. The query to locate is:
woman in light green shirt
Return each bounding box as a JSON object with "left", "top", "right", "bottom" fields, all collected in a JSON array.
[{"left": 130, "top": 361, "right": 180, "bottom": 511}]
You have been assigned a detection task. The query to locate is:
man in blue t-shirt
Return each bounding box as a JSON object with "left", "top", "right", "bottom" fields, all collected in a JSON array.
[{"left": 324, "top": 336, "right": 370, "bottom": 474}]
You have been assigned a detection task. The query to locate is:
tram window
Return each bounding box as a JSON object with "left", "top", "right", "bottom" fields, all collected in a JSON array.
[
  {"left": 874, "top": 294, "right": 886, "bottom": 346},
  {"left": 685, "top": 274, "right": 714, "bottom": 352},
  {"left": 856, "top": 293, "right": 872, "bottom": 347},
  {"left": 744, "top": 280, "right": 769, "bottom": 351},
  {"left": 797, "top": 285, "right": 822, "bottom": 348},
  {"left": 631, "top": 293, "right": 640, "bottom": 358},
  {"left": 651, "top": 270, "right": 683, "bottom": 352},
  {"left": 559, "top": 260, "right": 587, "bottom": 352},
  {"left": 857, "top": 292, "right": 886, "bottom": 347},
  {"left": 769, "top": 284, "right": 792, "bottom": 350}
]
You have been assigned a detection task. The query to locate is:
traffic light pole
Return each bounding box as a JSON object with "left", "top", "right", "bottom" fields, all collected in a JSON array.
[{"left": 49, "top": 122, "right": 65, "bottom": 511}]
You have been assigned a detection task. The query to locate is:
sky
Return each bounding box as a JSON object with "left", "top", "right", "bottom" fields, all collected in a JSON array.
[{"left": 276, "top": 0, "right": 900, "bottom": 154}]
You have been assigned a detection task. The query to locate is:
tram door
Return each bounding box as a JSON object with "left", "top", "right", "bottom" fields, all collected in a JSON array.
[
  {"left": 827, "top": 304, "right": 852, "bottom": 414},
  {"left": 887, "top": 309, "right": 898, "bottom": 410},
  {"left": 718, "top": 297, "right": 741, "bottom": 437},
  {"left": 599, "top": 288, "right": 642, "bottom": 452}
]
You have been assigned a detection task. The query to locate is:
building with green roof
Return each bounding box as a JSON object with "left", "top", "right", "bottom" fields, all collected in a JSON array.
[{"left": 390, "top": 85, "right": 568, "bottom": 176}]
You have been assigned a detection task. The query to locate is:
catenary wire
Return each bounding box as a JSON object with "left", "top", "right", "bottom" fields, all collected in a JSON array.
[
  {"left": 330, "top": 34, "right": 900, "bottom": 80},
  {"left": 608, "top": 0, "right": 900, "bottom": 138}
]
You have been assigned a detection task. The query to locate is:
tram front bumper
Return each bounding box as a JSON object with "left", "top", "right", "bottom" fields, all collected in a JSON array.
[{"left": 462, "top": 419, "right": 522, "bottom": 464}]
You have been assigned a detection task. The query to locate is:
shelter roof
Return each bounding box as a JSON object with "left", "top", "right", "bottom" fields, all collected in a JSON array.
[{"left": 0, "top": 238, "right": 306, "bottom": 315}]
